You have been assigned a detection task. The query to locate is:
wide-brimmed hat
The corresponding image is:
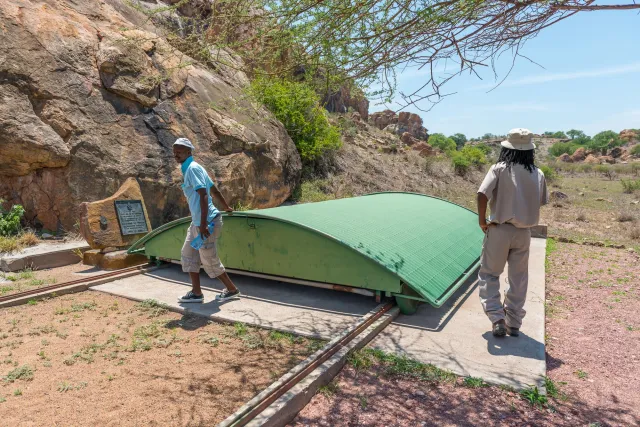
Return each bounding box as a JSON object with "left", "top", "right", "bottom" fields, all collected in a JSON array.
[
  {"left": 173, "top": 137, "right": 195, "bottom": 150},
  {"left": 501, "top": 128, "right": 536, "bottom": 151}
]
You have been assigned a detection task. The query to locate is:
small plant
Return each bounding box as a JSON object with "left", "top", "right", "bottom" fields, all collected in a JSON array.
[
  {"left": 539, "top": 165, "right": 558, "bottom": 183},
  {"left": 13, "top": 389, "right": 22, "bottom": 396},
  {"left": 27, "top": 299, "right": 37, "bottom": 306},
  {"left": 463, "top": 376, "right": 487, "bottom": 388},
  {"left": 268, "top": 330, "right": 299, "bottom": 344},
  {"left": 233, "top": 322, "right": 248, "bottom": 337},
  {"left": 620, "top": 179, "right": 640, "bottom": 194},
  {"left": 0, "top": 200, "right": 25, "bottom": 237},
  {"left": 544, "top": 376, "right": 567, "bottom": 400},
  {"left": 136, "top": 299, "right": 169, "bottom": 317},
  {"left": 3, "top": 365, "right": 34, "bottom": 382},
  {"left": 520, "top": 386, "right": 547, "bottom": 408},
  {"left": 318, "top": 380, "right": 340, "bottom": 398},
  {"left": 575, "top": 369, "right": 588, "bottom": 379},
  {"left": 358, "top": 394, "right": 369, "bottom": 409}
]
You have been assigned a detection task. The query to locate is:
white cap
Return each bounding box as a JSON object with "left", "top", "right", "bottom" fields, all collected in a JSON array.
[
  {"left": 501, "top": 128, "right": 536, "bottom": 151},
  {"left": 173, "top": 138, "right": 195, "bottom": 150}
]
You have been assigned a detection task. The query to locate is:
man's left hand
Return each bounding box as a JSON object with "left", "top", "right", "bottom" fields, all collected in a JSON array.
[{"left": 199, "top": 223, "right": 211, "bottom": 239}]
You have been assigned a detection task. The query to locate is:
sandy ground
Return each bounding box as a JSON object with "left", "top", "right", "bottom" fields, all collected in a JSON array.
[
  {"left": 291, "top": 242, "right": 640, "bottom": 426},
  {"left": 0, "top": 292, "right": 321, "bottom": 426},
  {"left": 0, "top": 262, "right": 103, "bottom": 297}
]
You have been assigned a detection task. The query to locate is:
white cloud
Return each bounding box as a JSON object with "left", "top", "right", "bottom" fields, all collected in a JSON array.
[{"left": 474, "top": 62, "right": 640, "bottom": 91}]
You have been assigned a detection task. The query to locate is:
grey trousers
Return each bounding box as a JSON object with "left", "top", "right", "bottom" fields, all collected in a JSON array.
[{"left": 478, "top": 223, "right": 531, "bottom": 328}]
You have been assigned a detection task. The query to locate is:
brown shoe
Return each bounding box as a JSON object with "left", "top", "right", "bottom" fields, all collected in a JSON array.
[
  {"left": 506, "top": 325, "right": 520, "bottom": 337},
  {"left": 492, "top": 319, "right": 507, "bottom": 337}
]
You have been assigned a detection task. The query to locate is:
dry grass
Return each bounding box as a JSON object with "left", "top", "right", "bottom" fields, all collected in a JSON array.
[
  {"left": 0, "top": 232, "right": 39, "bottom": 253},
  {"left": 617, "top": 212, "right": 636, "bottom": 223},
  {"left": 630, "top": 226, "right": 640, "bottom": 240}
]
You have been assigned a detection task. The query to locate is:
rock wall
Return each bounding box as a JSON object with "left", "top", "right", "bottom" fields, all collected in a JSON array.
[
  {"left": 0, "top": 0, "right": 301, "bottom": 232},
  {"left": 368, "top": 110, "right": 429, "bottom": 141}
]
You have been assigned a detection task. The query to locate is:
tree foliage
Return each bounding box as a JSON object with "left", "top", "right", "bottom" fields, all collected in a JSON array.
[
  {"left": 588, "top": 130, "right": 622, "bottom": 154},
  {"left": 449, "top": 133, "right": 467, "bottom": 150},
  {"left": 567, "top": 129, "right": 586, "bottom": 140},
  {"left": 549, "top": 141, "right": 579, "bottom": 157},
  {"left": 428, "top": 133, "right": 456, "bottom": 152},
  {"left": 135, "top": 0, "right": 640, "bottom": 109}
]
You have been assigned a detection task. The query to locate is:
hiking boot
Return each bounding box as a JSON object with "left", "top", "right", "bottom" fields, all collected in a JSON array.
[
  {"left": 506, "top": 325, "right": 520, "bottom": 337},
  {"left": 178, "top": 291, "right": 204, "bottom": 303},
  {"left": 216, "top": 289, "right": 241, "bottom": 301},
  {"left": 492, "top": 319, "right": 507, "bottom": 337}
]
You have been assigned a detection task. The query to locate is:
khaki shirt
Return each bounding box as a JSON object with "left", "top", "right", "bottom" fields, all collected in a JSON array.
[{"left": 478, "top": 162, "right": 548, "bottom": 228}]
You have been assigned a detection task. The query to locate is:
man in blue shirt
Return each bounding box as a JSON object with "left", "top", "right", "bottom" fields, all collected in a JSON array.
[{"left": 173, "top": 138, "right": 241, "bottom": 303}]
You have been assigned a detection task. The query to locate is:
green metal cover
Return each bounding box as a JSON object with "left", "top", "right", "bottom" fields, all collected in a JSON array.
[
  {"left": 129, "top": 192, "right": 483, "bottom": 307},
  {"left": 242, "top": 192, "right": 482, "bottom": 306}
]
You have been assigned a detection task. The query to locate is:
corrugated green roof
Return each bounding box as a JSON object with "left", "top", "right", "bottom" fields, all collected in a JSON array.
[{"left": 242, "top": 193, "right": 483, "bottom": 306}]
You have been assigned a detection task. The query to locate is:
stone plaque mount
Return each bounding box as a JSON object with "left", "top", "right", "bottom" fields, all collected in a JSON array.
[{"left": 114, "top": 200, "right": 149, "bottom": 236}]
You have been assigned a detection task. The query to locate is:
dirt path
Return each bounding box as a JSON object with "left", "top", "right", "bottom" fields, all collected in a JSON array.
[
  {"left": 0, "top": 292, "right": 321, "bottom": 426},
  {"left": 291, "top": 242, "right": 640, "bottom": 426}
]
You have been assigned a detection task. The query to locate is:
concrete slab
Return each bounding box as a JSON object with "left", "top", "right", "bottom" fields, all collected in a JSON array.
[
  {"left": 1, "top": 241, "right": 89, "bottom": 272},
  {"left": 92, "top": 266, "right": 378, "bottom": 340},
  {"left": 372, "top": 237, "right": 546, "bottom": 390}
]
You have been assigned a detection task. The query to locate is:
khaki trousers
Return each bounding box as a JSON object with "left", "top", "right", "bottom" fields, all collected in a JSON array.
[
  {"left": 478, "top": 223, "right": 531, "bottom": 328},
  {"left": 181, "top": 215, "right": 225, "bottom": 278}
]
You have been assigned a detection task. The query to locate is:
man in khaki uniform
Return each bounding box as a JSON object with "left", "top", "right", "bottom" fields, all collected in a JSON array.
[{"left": 477, "top": 128, "right": 548, "bottom": 337}]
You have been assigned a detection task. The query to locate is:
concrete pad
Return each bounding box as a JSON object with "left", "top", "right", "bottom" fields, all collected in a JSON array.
[
  {"left": 1, "top": 241, "right": 89, "bottom": 272},
  {"left": 92, "top": 266, "right": 378, "bottom": 339},
  {"left": 372, "top": 237, "right": 546, "bottom": 390}
]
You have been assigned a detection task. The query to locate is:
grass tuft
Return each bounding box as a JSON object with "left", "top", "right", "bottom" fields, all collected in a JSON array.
[
  {"left": 520, "top": 386, "right": 548, "bottom": 408},
  {"left": 463, "top": 376, "right": 487, "bottom": 388},
  {"left": 3, "top": 365, "right": 34, "bottom": 382}
]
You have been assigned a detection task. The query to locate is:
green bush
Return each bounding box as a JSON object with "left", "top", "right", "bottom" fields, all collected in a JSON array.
[
  {"left": 0, "top": 199, "right": 24, "bottom": 237},
  {"left": 474, "top": 144, "right": 492, "bottom": 155},
  {"left": 631, "top": 144, "right": 640, "bottom": 156},
  {"left": 539, "top": 165, "right": 557, "bottom": 183},
  {"left": 428, "top": 133, "right": 456, "bottom": 152},
  {"left": 450, "top": 151, "right": 471, "bottom": 176},
  {"left": 621, "top": 179, "right": 640, "bottom": 194},
  {"left": 449, "top": 133, "right": 467, "bottom": 150},
  {"left": 549, "top": 141, "right": 579, "bottom": 157},
  {"left": 588, "top": 130, "right": 622, "bottom": 154},
  {"left": 248, "top": 78, "right": 341, "bottom": 162},
  {"left": 460, "top": 146, "right": 487, "bottom": 167}
]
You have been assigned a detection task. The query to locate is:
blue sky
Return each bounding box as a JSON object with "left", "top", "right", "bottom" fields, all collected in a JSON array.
[{"left": 369, "top": 8, "right": 640, "bottom": 139}]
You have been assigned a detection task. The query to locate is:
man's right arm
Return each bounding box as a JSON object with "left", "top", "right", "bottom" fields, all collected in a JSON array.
[
  {"left": 477, "top": 192, "right": 490, "bottom": 232},
  {"left": 477, "top": 165, "right": 498, "bottom": 232}
]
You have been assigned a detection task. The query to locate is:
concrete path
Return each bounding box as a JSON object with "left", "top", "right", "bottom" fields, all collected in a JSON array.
[
  {"left": 92, "top": 266, "right": 377, "bottom": 340},
  {"left": 372, "top": 237, "right": 547, "bottom": 389}
]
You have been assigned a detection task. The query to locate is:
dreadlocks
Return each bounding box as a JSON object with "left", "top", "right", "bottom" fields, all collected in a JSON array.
[{"left": 497, "top": 148, "right": 536, "bottom": 173}]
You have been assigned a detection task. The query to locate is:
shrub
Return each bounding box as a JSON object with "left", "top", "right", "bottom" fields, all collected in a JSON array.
[
  {"left": 621, "top": 179, "right": 640, "bottom": 194},
  {"left": 474, "top": 143, "right": 492, "bottom": 155},
  {"left": 449, "top": 133, "right": 467, "bottom": 150},
  {"left": 248, "top": 78, "right": 341, "bottom": 162},
  {"left": 539, "top": 165, "right": 557, "bottom": 183},
  {"left": 631, "top": 144, "right": 640, "bottom": 156},
  {"left": 450, "top": 151, "right": 471, "bottom": 176},
  {"left": 0, "top": 199, "right": 25, "bottom": 237},
  {"left": 617, "top": 212, "right": 636, "bottom": 223},
  {"left": 459, "top": 146, "right": 487, "bottom": 167},
  {"left": 588, "top": 130, "right": 622, "bottom": 154},
  {"left": 428, "top": 133, "right": 457, "bottom": 153},
  {"left": 291, "top": 180, "right": 334, "bottom": 203},
  {"left": 548, "top": 141, "right": 579, "bottom": 157}
]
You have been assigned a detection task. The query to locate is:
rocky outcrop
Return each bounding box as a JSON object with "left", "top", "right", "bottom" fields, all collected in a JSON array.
[
  {"left": 411, "top": 142, "right": 436, "bottom": 157},
  {"left": 620, "top": 129, "right": 639, "bottom": 142},
  {"left": 322, "top": 85, "right": 369, "bottom": 121},
  {"left": 584, "top": 154, "right": 600, "bottom": 164},
  {"left": 558, "top": 153, "right": 572, "bottom": 163},
  {"left": 609, "top": 147, "right": 626, "bottom": 159},
  {"left": 369, "top": 110, "right": 429, "bottom": 141},
  {"left": 570, "top": 147, "right": 586, "bottom": 163},
  {"left": 0, "top": 0, "right": 301, "bottom": 232},
  {"left": 600, "top": 156, "right": 615, "bottom": 165}
]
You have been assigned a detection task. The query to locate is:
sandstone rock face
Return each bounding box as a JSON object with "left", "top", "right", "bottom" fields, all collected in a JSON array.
[
  {"left": 570, "top": 147, "right": 586, "bottom": 163},
  {"left": 369, "top": 110, "right": 428, "bottom": 141},
  {"left": 401, "top": 132, "right": 419, "bottom": 146},
  {"left": 584, "top": 154, "right": 600, "bottom": 164},
  {"left": 411, "top": 142, "right": 436, "bottom": 157},
  {"left": 79, "top": 178, "right": 152, "bottom": 250},
  {"left": 558, "top": 153, "right": 572, "bottom": 163},
  {"left": 620, "top": 129, "right": 639, "bottom": 142},
  {"left": 609, "top": 147, "right": 625, "bottom": 159},
  {"left": 0, "top": 0, "right": 301, "bottom": 232},
  {"left": 600, "top": 156, "right": 615, "bottom": 164},
  {"left": 322, "top": 85, "right": 369, "bottom": 121}
]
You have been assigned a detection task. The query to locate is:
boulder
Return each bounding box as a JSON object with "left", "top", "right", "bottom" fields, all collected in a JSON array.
[
  {"left": 411, "top": 142, "right": 436, "bottom": 157},
  {"left": 401, "top": 132, "right": 420, "bottom": 146},
  {"left": 609, "top": 147, "right": 626, "bottom": 159},
  {"left": 79, "top": 178, "right": 152, "bottom": 250},
  {"left": 83, "top": 249, "right": 148, "bottom": 270},
  {"left": 351, "top": 112, "right": 362, "bottom": 122},
  {"left": 0, "top": 0, "right": 301, "bottom": 232},
  {"left": 584, "top": 154, "right": 600, "bottom": 164},
  {"left": 570, "top": 147, "right": 586, "bottom": 162},
  {"left": 369, "top": 110, "right": 398, "bottom": 130},
  {"left": 600, "top": 156, "right": 616, "bottom": 164},
  {"left": 620, "top": 129, "right": 639, "bottom": 142},
  {"left": 551, "top": 191, "right": 569, "bottom": 200},
  {"left": 558, "top": 153, "right": 572, "bottom": 163}
]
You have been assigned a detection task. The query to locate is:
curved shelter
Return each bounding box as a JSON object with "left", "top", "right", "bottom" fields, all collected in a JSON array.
[{"left": 128, "top": 193, "right": 484, "bottom": 314}]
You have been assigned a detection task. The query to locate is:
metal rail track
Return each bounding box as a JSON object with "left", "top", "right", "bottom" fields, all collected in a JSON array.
[
  {"left": 221, "top": 302, "right": 395, "bottom": 427},
  {"left": 0, "top": 263, "right": 154, "bottom": 304}
]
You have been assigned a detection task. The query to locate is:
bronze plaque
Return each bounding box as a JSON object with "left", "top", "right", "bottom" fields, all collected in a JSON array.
[{"left": 114, "top": 200, "right": 149, "bottom": 236}]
